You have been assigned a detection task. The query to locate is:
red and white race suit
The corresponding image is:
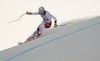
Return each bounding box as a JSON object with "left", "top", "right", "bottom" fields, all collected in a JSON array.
[{"left": 29, "top": 11, "right": 57, "bottom": 38}]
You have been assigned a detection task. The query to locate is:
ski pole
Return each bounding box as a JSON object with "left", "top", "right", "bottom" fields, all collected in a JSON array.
[
  {"left": 58, "top": 23, "right": 77, "bottom": 27},
  {"left": 9, "top": 13, "right": 26, "bottom": 23}
]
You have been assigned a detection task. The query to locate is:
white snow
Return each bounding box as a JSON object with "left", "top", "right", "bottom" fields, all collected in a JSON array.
[
  {"left": 0, "top": 0, "right": 100, "bottom": 51},
  {"left": 0, "top": 16, "right": 100, "bottom": 61}
]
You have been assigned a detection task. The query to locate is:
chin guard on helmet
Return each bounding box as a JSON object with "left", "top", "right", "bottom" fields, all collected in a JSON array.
[{"left": 39, "top": 6, "right": 45, "bottom": 13}]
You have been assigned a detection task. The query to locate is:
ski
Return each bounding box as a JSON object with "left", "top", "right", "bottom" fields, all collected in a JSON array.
[{"left": 18, "top": 38, "right": 36, "bottom": 45}]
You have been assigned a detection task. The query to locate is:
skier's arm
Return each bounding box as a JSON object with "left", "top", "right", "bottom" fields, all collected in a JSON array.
[
  {"left": 47, "top": 11, "right": 57, "bottom": 28},
  {"left": 26, "top": 11, "right": 39, "bottom": 15}
]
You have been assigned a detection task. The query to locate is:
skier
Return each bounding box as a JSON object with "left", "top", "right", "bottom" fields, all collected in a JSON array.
[{"left": 21, "top": 6, "right": 57, "bottom": 44}]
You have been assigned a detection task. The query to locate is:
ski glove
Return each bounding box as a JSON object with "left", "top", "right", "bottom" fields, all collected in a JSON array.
[
  {"left": 26, "top": 11, "right": 30, "bottom": 15},
  {"left": 54, "top": 23, "right": 57, "bottom": 28}
]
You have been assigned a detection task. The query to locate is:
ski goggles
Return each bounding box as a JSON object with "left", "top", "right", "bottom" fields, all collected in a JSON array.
[{"left": 39, "top": 10, "right": 44, "bottom": 13}]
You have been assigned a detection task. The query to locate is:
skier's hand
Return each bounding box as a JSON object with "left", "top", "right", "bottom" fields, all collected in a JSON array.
[
  {"left": 26, "top": 11, "right": 30, "bottom": 15},
  {"left": 54, "top": 23, "right": 57, "bottom": 28}
]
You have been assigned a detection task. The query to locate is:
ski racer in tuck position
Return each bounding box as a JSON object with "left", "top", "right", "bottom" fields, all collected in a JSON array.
[{"left": 24, "top": 6, "right": 57, "bottom": 43}]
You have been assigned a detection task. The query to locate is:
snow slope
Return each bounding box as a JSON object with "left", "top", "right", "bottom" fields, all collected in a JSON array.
[{"left": 0, "top": 16, "right": 100, "bottom": 61}]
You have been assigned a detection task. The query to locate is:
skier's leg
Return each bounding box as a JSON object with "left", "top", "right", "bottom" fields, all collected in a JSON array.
[
  {"left": 26, "top": 21, "right": 45, "bottom": 42},
  {"left": 36, "top": 22, "right": 52, "bottom": 37},
  {"left": 25, "top": 21, "right": 51, "bottom": 43},
  {"left": 25, "top": 31, "right": 37, "bottom": 42},
  {"left": 29, "top": 21, "right": 44, "bottom": 38},
  {"left": 29, "top": 31, "right": 37, "bottom": 38},
  {"left": 32, "top": 21, "right": 51, "bottom": 38},
  {"left": 36, "top": 21, "right": 45, "bottom": 37},
  {"left": 45, "top": 22, "right": 52, "bottom": 28},
  {"left": 28, "top": 21, "right": 51, "bottom": 39}
]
